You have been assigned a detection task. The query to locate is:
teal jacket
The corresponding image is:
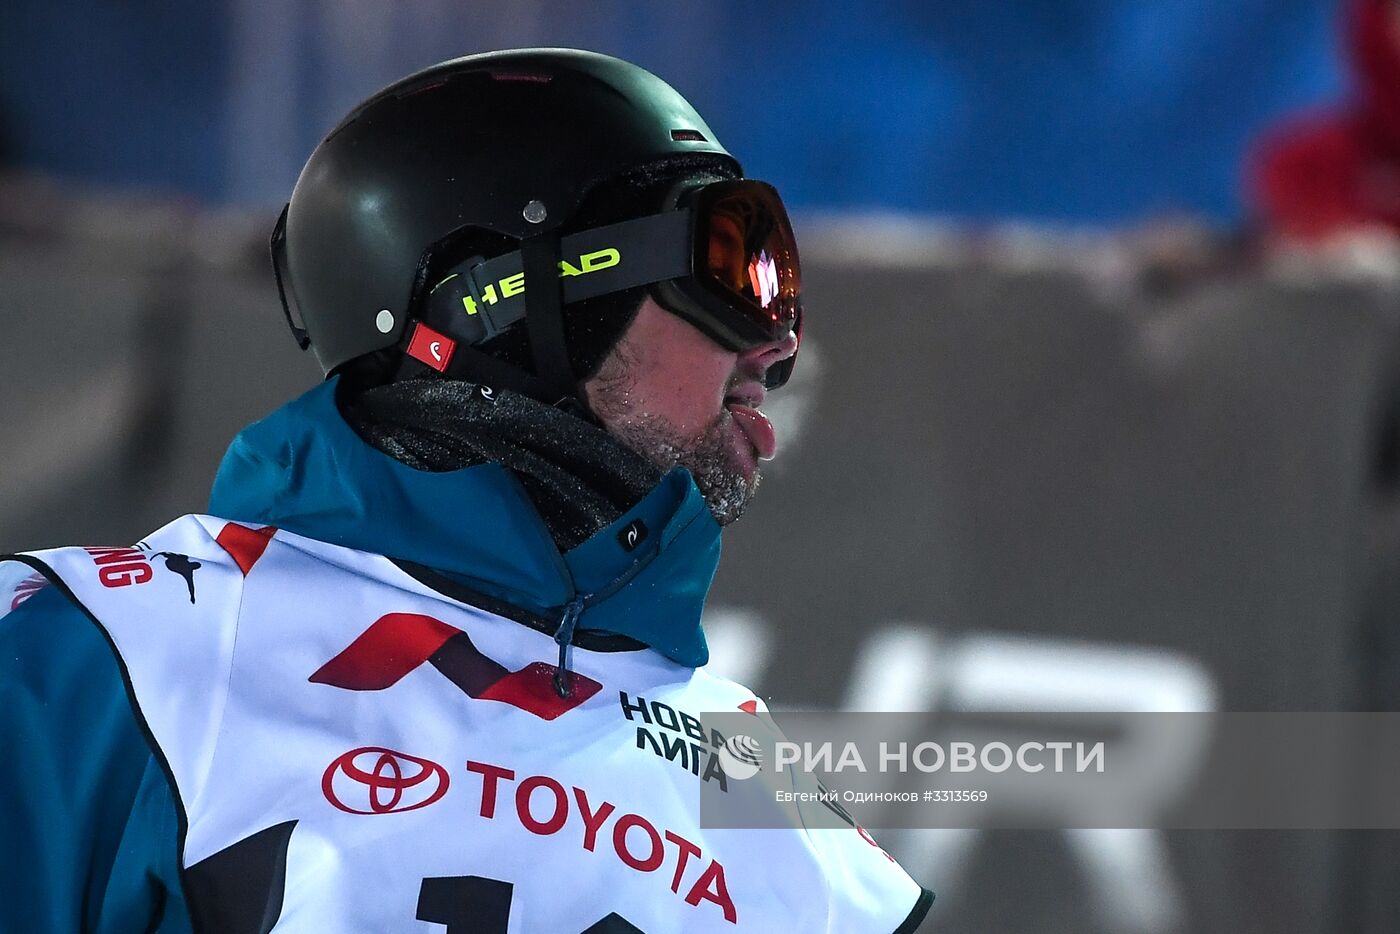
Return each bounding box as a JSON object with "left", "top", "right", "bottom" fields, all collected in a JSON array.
[{"left": 0, "top": 379, "right": 722, "bottom": 932}]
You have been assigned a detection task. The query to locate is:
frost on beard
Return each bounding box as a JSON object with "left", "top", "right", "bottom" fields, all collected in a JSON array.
[{"left": 608, "top": 412, "right": 760, "bottom": 526}]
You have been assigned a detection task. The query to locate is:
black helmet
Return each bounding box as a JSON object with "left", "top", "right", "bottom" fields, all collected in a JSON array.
[{"left": 273, "top": 49, "right": 759, "bottom": 402}]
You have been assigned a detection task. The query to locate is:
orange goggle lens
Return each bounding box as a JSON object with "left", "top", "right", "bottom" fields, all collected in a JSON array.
[{"left": 692, "top": 180, "right": 802, "bottom": 343}]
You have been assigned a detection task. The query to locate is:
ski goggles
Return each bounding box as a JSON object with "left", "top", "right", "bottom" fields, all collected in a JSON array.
[{"left": 421, "top": 179, "right": 803, "bottom": 388}]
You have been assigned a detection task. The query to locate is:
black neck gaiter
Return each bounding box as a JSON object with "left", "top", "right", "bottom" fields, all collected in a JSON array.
[{"left": 340, "top": 379, "right": 662, "bottom": 552}]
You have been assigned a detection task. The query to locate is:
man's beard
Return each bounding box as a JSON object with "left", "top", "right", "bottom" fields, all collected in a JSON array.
[{"left": 603, "top": 411, "right": 759, "bottom": 526}]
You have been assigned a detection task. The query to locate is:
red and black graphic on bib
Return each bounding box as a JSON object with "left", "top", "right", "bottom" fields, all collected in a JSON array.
[{"left": 310, "top": 612, "right": 601, "bottom": 720}]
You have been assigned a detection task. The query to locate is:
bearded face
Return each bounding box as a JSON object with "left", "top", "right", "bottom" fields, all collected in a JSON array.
[{"left": 583, "top": 297, "right": 795, "bottom": 524}]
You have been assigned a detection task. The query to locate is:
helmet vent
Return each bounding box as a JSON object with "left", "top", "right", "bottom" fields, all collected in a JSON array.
[
  {"left": 671, "top": 129, "right": 707, "bottom": 142},
  {"left": 490, "top": 71, "right": 552, "bottom": 84}
]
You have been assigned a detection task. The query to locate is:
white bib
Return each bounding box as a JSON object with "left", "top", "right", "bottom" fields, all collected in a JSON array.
[{"left": 6, "top": 516, "right": 928, "bottom": 933}]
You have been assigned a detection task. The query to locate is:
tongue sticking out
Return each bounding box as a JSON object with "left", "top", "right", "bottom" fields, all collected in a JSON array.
[{"left": 727, "top": 403, "right": 777, "bottom": 460}]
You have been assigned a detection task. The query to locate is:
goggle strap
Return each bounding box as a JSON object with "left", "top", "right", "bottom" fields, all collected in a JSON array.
[
  {"left": 270, "top": 204, "right": 312, "bottom": 351},
  {"left": 520, "top": 231, "right": 576, "bottom": 403},
  {"left": 426, "top": 210, "right": 693, "bottom": 344}
]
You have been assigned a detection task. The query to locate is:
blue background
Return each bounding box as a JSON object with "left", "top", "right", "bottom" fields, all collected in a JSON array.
[{"left": 0, "top": 0, "right": 1348, "bottom": 224}]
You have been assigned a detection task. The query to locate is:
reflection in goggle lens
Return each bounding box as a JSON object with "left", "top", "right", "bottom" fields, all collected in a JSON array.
[{"left": 700, "top": 182, "right": 802, "bottom": 338}]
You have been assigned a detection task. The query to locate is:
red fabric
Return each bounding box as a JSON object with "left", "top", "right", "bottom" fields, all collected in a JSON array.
[
  {"left": 1352, "top": 0, "right": 1400, "bottom": 150},
  {"left": 310, "top": 612, "right": 462, "bottom": 691},
  {"left": 215, "top": 523, "right": 277, "bottom": 576},
  {"left": 311, "top": 612, "right": 602, "bottom": 720},
  {"left": 477, "top": 662, "right": 602, "bottom": 721},
  {"left": 1250, "top": 0, "right": 1400, "bottom": 240}
]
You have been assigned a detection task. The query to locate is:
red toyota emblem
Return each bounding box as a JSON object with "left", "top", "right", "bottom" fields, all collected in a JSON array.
[{"left": 322, "top": 746, "right": 450, "bottom": 815}]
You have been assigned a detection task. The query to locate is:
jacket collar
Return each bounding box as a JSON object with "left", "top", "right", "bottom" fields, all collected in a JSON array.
[{"left": 209, "top": 378, "right": 719, "bottom": 667}]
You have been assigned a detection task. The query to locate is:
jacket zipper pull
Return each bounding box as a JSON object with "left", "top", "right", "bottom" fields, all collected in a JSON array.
[{"left": 552, "top": 594, "right": 587, "bottom": 698}]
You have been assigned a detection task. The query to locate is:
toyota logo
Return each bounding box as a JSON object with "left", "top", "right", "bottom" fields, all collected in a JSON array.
[{"left": 322, "top": 746, "right": 450, "bottom": 815}]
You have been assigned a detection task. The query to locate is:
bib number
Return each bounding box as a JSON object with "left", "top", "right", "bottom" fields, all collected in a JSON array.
[{"left": 417, "top": 875, "right": 644, "bottom": 932}]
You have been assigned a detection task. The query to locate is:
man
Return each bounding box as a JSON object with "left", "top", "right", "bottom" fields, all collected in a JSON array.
[{"left": 0, "top": 50, "right": 931, "bottom": 931}]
